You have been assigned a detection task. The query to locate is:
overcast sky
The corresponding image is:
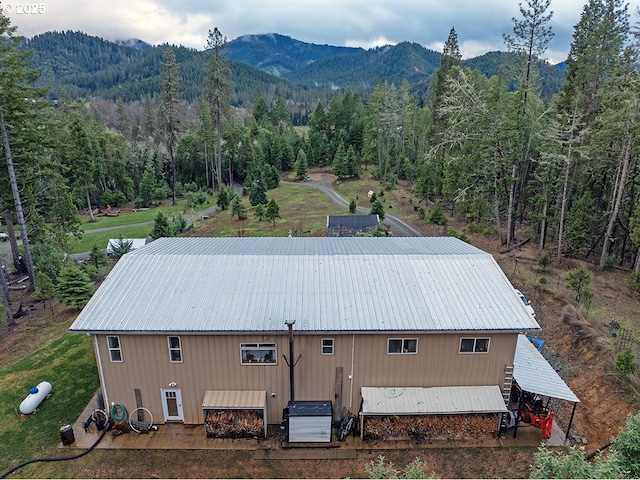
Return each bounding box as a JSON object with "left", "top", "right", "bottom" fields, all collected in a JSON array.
[{"left": 5, "top": 0, "right": 640, "bottom": 64}]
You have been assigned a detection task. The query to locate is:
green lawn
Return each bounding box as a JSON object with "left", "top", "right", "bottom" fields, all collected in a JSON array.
[
  {"left": 0, "top": 333, "right": 99, "bottom": 474},
  {"left": 69, "top": 225, "right": 153, "bottom": 254}
]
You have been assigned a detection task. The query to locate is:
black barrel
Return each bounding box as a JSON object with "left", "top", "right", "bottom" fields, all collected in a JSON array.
[{"left": 59, "top": 423, "right": 75, "bottom": 445}]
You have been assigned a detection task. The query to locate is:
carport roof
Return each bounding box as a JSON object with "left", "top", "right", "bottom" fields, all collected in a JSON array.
[{"left": 514, "top": 334, "right": 580, "bottom": 403}]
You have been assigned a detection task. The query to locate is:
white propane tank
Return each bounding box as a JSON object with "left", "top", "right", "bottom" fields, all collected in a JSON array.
[{"left": 19, "top": 381, "right": 52, "bottom": 414}]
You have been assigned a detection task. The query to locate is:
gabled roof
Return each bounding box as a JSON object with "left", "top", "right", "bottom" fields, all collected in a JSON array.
[{"left": 68, "top": 237, "right": 541, "bottom": 334}]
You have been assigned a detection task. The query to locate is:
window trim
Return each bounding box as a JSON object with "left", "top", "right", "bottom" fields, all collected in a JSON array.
[
  {"left": 240, "top": 343, "right": 277, "bottom": 365},
  {"left": 459, "top": 337, "right": 490, "bottom": 354},
  {"left": 387, "top": 338, "right": 418, "bottom": 355},
  {"left": 321, "top": 338, "right": 334, "bottom": 355},
  {"left": 107, "top": 335, "right": 123, "bottom": 362},
  {"left": 168, "top": 336, "right": 183, "bottom": 363}
]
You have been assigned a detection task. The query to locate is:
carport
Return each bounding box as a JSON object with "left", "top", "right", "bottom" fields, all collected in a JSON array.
[{"left": 513, "top": 334, "right": 580, "bottom": 440}]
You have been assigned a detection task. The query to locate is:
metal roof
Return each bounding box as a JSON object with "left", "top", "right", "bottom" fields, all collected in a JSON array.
[
  {"left": 68, "top": 237, "right": 541, "bottom": 334},
  {"left": 327, "top": 215, "right": 379, "bottom": 228},
  {"left": 201, "top": 390, "right": 266, "bottom": 409},
  {"left": 361, "top": 386, "right": 508, "bottom": 415},
  {"left": 514, "top": 334, "right": 580, "bottom": 403}
]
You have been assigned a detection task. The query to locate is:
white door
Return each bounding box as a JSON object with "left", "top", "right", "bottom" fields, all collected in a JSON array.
[{"left": 161, "top": 388, "right": 184, "bottom": 422}]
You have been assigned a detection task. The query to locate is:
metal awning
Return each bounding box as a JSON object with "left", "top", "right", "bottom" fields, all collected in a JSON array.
[
  {"left": 202, "top": 390, "right": 266, "bottom": 409},
  {"left": 514, "top": 334, "right": 580, "bottom": 403},
  {"left": 361, "top": 386, "right": 508, "bottom": 416}
]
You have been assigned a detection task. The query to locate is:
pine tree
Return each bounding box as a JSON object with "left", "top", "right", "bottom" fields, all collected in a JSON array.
[
  {"left": 205, "top": 28, "right": 232, "bottom": 189},
  {"left": 151, "top": 211, "right": 172, "bottom": 239},
  {"left": 57, "top": 265, "right": 94, "bottom": 309},
  {"left": 370, "top": 198, "right": 385, "bottom": 221},
  {"left": 231, "top": 196, "right": 247, "bottom": 220},
  {"left": 295, "top": 149, "right": 308, "bottom": 180},
  {"left": 265, "top": 199, "right": 280, "bottom": 226},
  {"left": 160, "top": 44, "right": 181, "bottom": 205}
]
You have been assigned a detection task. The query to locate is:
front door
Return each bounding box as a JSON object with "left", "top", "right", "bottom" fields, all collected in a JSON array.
[{"left": 161, "top": 388, "right": 184, "bottom": 422}]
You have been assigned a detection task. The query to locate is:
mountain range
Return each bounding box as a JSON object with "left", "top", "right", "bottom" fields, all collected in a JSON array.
[{"left": 20, "top": 31, "right": 566, "bottom": 104}]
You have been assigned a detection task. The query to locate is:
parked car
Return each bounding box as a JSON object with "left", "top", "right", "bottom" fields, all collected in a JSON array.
[
  {"left": 514, "top": 289, "right": 536, "bottom": 317},
  {"left": 0, "top": 231, "right": 8, "bottom": 241}
]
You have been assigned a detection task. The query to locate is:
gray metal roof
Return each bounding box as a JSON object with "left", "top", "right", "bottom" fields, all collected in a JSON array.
[
  {"left": 514, "top": 335, "right": 580, "bottom": 403},
  {"left": 68, "top": 237, "right": 541, "bottom": 334},
  {"left": 361, "top": 386, "right": 508, "bottom": 415},
  {"left": 201, "top": 390, "right": 266, "bottom": 409},
  {"left": 327, "top": 215, "right": 379, "bottom": 228}
]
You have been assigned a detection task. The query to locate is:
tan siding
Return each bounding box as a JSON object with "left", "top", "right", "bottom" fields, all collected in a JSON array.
[{"left": 96, "top": 332, "right": 517, "bottom": 426}]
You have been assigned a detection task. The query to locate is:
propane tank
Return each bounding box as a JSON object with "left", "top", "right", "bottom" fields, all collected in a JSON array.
[{"left": 19, "top": 381, "right": 52, "bottom": 414}]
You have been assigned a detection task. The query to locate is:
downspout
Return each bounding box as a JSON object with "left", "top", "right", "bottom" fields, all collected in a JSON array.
[
  {"left": 93, "top": 335, "right": 109, "bottom": 409},
  {"left": 349, "top": 334, "right": 355, "bottom": 410},
  {"left": 286, "top": 320, "right": 295, "bottom": 406}
]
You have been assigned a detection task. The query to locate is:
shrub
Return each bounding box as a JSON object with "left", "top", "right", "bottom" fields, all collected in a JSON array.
[
  {"left": 428, "top": 206, "right": 447, "bottom": 225},
  {"left": 615, "top": 349, "right": 637, "bottom": 375},
  {"left": 418, "top": 207, "right": 425, "bottom": 220},
  {"left": 538, "top": 252, "right": 551, "bottom": 272},
  {"left": 538, "top": 276, "right": 548, "bottom": 285},
  {"left": 628, "top": 271, "right": 640, "bottom": 294}
]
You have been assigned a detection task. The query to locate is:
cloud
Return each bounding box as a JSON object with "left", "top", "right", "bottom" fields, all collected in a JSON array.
[{"left": 7, "top": 0, "right": 640, "bottom": 65}]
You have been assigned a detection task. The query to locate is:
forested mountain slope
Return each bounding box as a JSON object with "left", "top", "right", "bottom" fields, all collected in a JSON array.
[{"left": 21, "top": 31, "right": 565, "bottom": 103}]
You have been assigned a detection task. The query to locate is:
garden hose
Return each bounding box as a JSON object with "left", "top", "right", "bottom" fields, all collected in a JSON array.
[{"left": 110, "top": 402, "right": 128, "bottom": 422}]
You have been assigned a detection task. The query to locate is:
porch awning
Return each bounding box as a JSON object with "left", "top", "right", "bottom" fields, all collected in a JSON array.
[
  {"left": 514, "top": 334, "right": 580, "bottom": 403},
  {"left": 361, "top": 386, "right": 508, "bottom": 416}
]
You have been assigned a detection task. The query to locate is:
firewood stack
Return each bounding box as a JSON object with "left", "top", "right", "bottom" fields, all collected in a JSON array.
[
  {"left": 205, "top": 409, "right": 264, "bottom": 438},
  {"left": 364, "top": 414, "right": 498, "bottom": 440}
]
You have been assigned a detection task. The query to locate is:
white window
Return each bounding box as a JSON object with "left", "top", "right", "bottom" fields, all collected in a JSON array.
[
  {"left": 240, "top": 343, "right": 277, "bottom": 365},
  {"left": 168, "top": 336, "right": 182, "bottom": 363},
  {"left": 107, "top": 336, "right": 122, "bottom": 362},
  {"left": 459, "top": 338, "right": 490, "bottom": 354},
  {"left": 387, "top": 338, "right": 418, "bottom": 354},
  {"left": 321, "top": 338, "right": 334, "bottom": 355}
]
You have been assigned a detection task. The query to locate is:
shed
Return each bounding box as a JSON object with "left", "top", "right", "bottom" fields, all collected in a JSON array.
[
  {"left": 202, "top": 390, "right": 267, "bottom": 438},
  {"left": 287, "top": 401, "right": 333, "bottom": 443},
  {"left": 326, "top": 215, "right": 379, "bottom": 236}
]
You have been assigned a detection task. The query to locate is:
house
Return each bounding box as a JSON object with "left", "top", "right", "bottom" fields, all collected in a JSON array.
[
  {"left": 326, "top": 214, "right": 379, "bottom": 236},
  {"left": 69, "top": 237, "right": 574, "bottom": 440}
]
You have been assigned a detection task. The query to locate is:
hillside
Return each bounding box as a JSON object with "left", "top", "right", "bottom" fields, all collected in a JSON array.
[
  {"left": 20, "top": 31, "right": 566, "bottom": 104},
  {"left": 227, "top": 33, "right": 363, "bottom": 77}
]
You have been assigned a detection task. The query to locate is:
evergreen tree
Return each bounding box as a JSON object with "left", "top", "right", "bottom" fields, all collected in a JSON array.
[
  {"left": 109, "top": 234, "right": 134, "bottom": 258},
  {"left": 265, "top": 199, "right": 280, "bottom": 225},
  {"left": 204, "top": 28, "right": 232, "bottom": 189},
  {"left": 349, "top": 199, "right": 357, "bottom": 214},
  {"left": 151, "top": 211, "right": 172, "bottom": 239},
  {"left": 248, "top": 169, "right": 268, "bottom": 206},
  {"left": 295, "top": 149, "right": 308, "bottom": 180},
  {"left": 57, "top": 265, "right": 94, "bottom": 309},
  {"left": 231, "top": 196, "right": 247, "bottom": 220},
  {"left": 332, "top": 141, "right": 348, "bottom": 179},
  {"left": 216, "top": 184, "right": 234, "bottom": 210},
  {"left": 370, "top": 198, "right": 385, "bottom": 221},
  {"left": 160, "top": 44, "right": 181, "bottom": 205},
  {"left": 88, "top": 244, "right": 107, "bottom": 270}
]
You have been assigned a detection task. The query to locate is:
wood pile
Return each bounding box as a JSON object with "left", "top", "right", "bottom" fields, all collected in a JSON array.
[
  {"left": 363, "top": 414, "right": 498, "bottom": 440},
  {"left": 205, "top": 409, "right": 264, "bottom": 438},
  {"left": 110, "top": 420, "right": 132, "bottom": 436}
]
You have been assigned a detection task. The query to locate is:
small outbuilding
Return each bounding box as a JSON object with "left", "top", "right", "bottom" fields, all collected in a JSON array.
[{"left": 326, "top": 215, "right": 379, "bottom": 236}]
